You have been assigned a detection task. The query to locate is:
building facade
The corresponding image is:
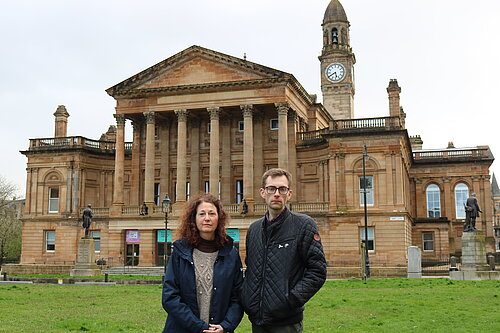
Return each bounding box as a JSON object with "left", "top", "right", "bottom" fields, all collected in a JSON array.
[{"left": 18, "top": 0, "right": 498, "bottom": 276}]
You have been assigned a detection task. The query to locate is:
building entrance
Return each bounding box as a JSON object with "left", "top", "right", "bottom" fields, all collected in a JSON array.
[{"left": 126, "top": 244, "right": 140, "bottom": 266}]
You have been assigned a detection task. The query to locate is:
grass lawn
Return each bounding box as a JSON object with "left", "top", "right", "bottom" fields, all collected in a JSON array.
[{"left": 0, "top": 278, "right": 499, "bottom": 332}]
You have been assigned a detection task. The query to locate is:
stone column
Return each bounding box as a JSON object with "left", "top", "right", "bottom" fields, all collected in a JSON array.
[
  {"left": 160, "top": 120, "right": 171, "bottom": 201},
  {"left": 143, "top": 111, "right": 156, "bottom": 204},
  {"left": 207, "top": 107, "right": 220, "bottom": 196},
  {"left": 189, "top": 119, "right": 200, "bottom": 196},
  {"left": 66, "top": 163, "right": 73, "bottom": 214},
  {"left": 275, "top": 102, "right": 289, "bottom": 170},
  {"left": 175, "top": 109, "right": 188, "bottom": 202},
  {"left": 113, "top": 114, "right": 125, "bottom": 206},
  {"left": 287, "top": 110, "right": 297, "bottom": 199},
  {"left": 220, "top": 118, "right": 231, "bottom": 202},
  {"left": 328, "top": 155, "right": 337, "bottom": 211},
  {"left": 241, "top": 105, "right": 254, "bottom": 201},
  {"left": 130, "top": 121, "right": 142, "bottom": 206}
]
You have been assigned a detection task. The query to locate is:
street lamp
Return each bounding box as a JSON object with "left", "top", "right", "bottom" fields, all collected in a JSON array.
[
  {"left": 162, "top": 194, "right": 172, "bottom": 272},
  {"left": 362, "top": 144, "right": 371, "bottom": 280}
]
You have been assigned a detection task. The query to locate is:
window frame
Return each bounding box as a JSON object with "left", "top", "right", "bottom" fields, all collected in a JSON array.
[
  {"left": 48, "top": 187, "right": 59, "bottom": 213},
  {"left": 454, "top": 183, "right": 469, "bottom": 219},
  {"left": 359, "top": 176, "right": 374, "bottom": 206},
  {"left": 45, "top": 231, "right": 55, "bottom": 252},
  {"left": 238, "top": 121, "right": 244, "bottom": 132},
  {"left": 270, "top": 119, "right": 278, "bottom": 130},
  {"left": 360, "top": 227, "right": 375, "bottom": 252},
  {"left": 236, "top": 180, "right": 243, "bottom": 204},
  {"left": 423, "top": 232, "right": 435, "bottom": 252},
  {"left": 426, "top": 184, "right": 441, "bottom": 218}
]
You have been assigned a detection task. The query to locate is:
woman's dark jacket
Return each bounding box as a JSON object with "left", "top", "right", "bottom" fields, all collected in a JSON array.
[
  {"left": 162, "top": 237, "right": 244, "bottom": 333},
  {"left": 240, "top": 208, "right": 327, "bottom": 326}
]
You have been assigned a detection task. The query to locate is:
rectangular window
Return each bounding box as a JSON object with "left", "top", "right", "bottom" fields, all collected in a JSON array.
[
  {"left": 238, "top": 121, "right": 244, "bottom": 132},
  {"left": 236, "top": 180, "right": 243, "bottom": 204},
  {"left": 91, "top": 231, "right": 101, "bottom": 252},
  {"left": 423, "top": 232, "right": 434, "bottom": 252},
  {"left": 205, "top": 181, "right": 209, "bottom": 193},
  {"left": 154, "top": 183, "right": 160, "bottom": 206},
  {"left": 359, "top": 176, "right": 374, "bottom": 206},
  {"left": 48, "top": 187, "right": 59, "bottom": 213},
  {"left": 45, "top": 231, "right": 55, "bottom": 252},
  {"left": 270, "top": 119, "right": 278, "bottom": 130},
  {"left": 208, "top": 122, "right": 211, "bottom": 134},
  {"left": 186, "top": 182, "right": 190, "bottom": 201},
  {"left": 360, "top": 227, "right": 374, "bottom": 252}
]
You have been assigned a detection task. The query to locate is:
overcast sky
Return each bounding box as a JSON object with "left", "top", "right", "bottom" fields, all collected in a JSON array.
[{"left": 1, "top": 0, "right": 499, "bottom": 198}]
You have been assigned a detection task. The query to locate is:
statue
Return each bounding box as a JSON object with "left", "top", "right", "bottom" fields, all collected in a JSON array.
[
  {"left": 464, "top": 193, "right": 482, "bottom": 232},
  {"left": 82, "top": 204, "right": 93, "bottom": 238}
]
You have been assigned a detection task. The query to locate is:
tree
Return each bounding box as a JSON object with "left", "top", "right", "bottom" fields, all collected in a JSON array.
[{"left": 0, "top": 175, "right": 21, "bottom": 263}]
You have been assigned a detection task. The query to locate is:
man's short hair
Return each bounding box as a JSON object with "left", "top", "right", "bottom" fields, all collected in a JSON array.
[{"left": 261, "top": 168, "right": 292, "bottom": 188}]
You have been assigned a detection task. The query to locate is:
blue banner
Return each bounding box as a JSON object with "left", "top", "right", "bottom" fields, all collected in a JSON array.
[
  {"left": 157, "top": 229, "right": 172, "bottom": 242},
  {"left": 226, "top": 228, "right": 240, "bottom": 242}
]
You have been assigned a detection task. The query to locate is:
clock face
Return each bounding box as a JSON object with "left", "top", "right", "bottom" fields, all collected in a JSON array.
[{"left": 325, "top": 63, "right": 346, "bottom": 82}]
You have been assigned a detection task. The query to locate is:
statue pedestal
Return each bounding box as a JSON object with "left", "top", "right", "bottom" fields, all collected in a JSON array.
[
  {"left": 70, "top": 238, "right": 101, "bottom": 277},
  {"left": 450, "top": 232, "right": 500, "bottom": 280}
]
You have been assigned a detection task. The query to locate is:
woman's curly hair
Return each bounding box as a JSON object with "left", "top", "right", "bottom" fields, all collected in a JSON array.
[{"left": 177, "top": 192, "right": 229, "bottom": 249}]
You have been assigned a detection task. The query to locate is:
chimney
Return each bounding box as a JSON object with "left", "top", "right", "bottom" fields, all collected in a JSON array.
[
  {"left": 410, "top": 135, "right": 423, "bottom": 150},
  {"left": 53, "top": 105, "right": 69, "bottom": 137},
  {"left": 387, "top": 79, "right": 401, "bottom": 118}
]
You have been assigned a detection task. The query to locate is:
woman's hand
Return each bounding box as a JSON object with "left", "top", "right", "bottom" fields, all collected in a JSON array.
[{"left": 203, "top": 324, "right": 224, "bottom": 333}]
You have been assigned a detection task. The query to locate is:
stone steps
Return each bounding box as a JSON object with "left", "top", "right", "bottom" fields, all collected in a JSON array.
[{"left": 103, "top": 266, "right": 165, "bottom": 276}]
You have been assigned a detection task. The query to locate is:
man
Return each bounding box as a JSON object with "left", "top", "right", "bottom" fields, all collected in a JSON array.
[
  {"left": 464, "top": 193, "right": 482, "bottom": 232},
  {"left": 82, "top": 204, "right": 93, "bottom": 238},
  {"left": 241, "top": 168, "right": 327, "bottom": 333}
]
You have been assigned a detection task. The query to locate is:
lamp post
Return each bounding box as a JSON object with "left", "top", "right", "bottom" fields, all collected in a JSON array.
[
  {"left": 362, "top": 144, "right": 371, "bottom": 280},
  {"left": 162, "top": 194, "right": 172, "bottom": 273}
]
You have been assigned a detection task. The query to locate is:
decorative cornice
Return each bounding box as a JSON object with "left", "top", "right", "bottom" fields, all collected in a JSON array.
[{"left": 114, "top": 114, "right": 126, "bottom": 126}]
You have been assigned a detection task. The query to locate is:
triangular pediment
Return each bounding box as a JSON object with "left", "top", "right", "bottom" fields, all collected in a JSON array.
[{"left": 107, "top": 45, "right": 289, "bottom": 96}]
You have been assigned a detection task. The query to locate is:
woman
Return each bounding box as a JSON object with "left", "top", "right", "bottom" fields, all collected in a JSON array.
[{"left": 162, "top": 193, "right": 243, "bottom": 333}]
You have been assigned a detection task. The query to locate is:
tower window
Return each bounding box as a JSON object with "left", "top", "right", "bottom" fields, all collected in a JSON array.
[{"left": 332, "top": 28, "right": 339, "bottom": 44}]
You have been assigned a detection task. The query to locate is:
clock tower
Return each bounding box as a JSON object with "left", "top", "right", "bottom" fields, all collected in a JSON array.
[{"left": 319, "top": 0, "right": 356, "bottom": 119}]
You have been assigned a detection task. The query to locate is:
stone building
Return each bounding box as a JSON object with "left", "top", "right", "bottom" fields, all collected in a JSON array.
[{"left": 17, "top": 0, "right": 497, "bottom": 276}]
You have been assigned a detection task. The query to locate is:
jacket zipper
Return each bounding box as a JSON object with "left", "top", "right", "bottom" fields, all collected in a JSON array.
[{"left": 258, "top": 223, "right": 270, "bottom": 323}]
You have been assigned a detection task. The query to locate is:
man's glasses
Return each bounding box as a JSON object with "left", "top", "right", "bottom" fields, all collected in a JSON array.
[{"left": 264, "top": 186, "right": 290, "bottom": 195}]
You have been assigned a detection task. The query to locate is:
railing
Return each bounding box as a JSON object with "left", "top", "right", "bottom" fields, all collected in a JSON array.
[
  {"left": 332, "top": 116, "right": 402, "bottom": 130},
  {"left": 413, "top": 147, "right": 491, "bottom": 161},
  {"left": 28, "top": 136, "right": 132, "bottom": 153},
  {"left": 78, "top": 207, "right": 109, "bottom": 217},
  {"left": 290, "top": 202, "right": 329, "bottom": 213},
  {"left": 297, "top": 116, "right": 403, "bottom": 146},
  {"left": 254, "top": 203, "right": 267, "bottom": 214},
  {"left": 225, "top": 204, "right": 240, "bottom": 214},
  {"left": 122, "top": 206, "right": 141, "bottom": 215}
]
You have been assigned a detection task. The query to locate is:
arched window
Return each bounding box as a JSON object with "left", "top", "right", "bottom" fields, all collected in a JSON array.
[
  {"left": 331, "top": 28, "right": 339, "bottom": 44},
  {"left": 454, "top": 183, "right": 469, "bottom": 219},
  {"left": 426, "top": 184, "right": 441, "bottom": 217}
]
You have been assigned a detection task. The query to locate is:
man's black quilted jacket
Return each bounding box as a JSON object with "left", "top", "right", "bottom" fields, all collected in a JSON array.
[{"left": 240, "top": 208, "right": 327, "bottom": 326}]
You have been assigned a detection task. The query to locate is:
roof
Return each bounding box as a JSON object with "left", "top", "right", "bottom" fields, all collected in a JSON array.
[
  {"left": 492, "top": 173, "right": 500, "bottom": 197},
  {"left": 323, "top": 0, "right": 349, "bottom": 24}
]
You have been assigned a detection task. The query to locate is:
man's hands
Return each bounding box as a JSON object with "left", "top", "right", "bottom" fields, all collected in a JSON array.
[{"left": 203, "top": 324, "right": 224, "bottom": 333}]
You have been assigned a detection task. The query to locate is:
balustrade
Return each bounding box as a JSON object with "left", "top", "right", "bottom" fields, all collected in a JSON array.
[{"left": 28, "top": 136, "right": 132, "bottom": 153}]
